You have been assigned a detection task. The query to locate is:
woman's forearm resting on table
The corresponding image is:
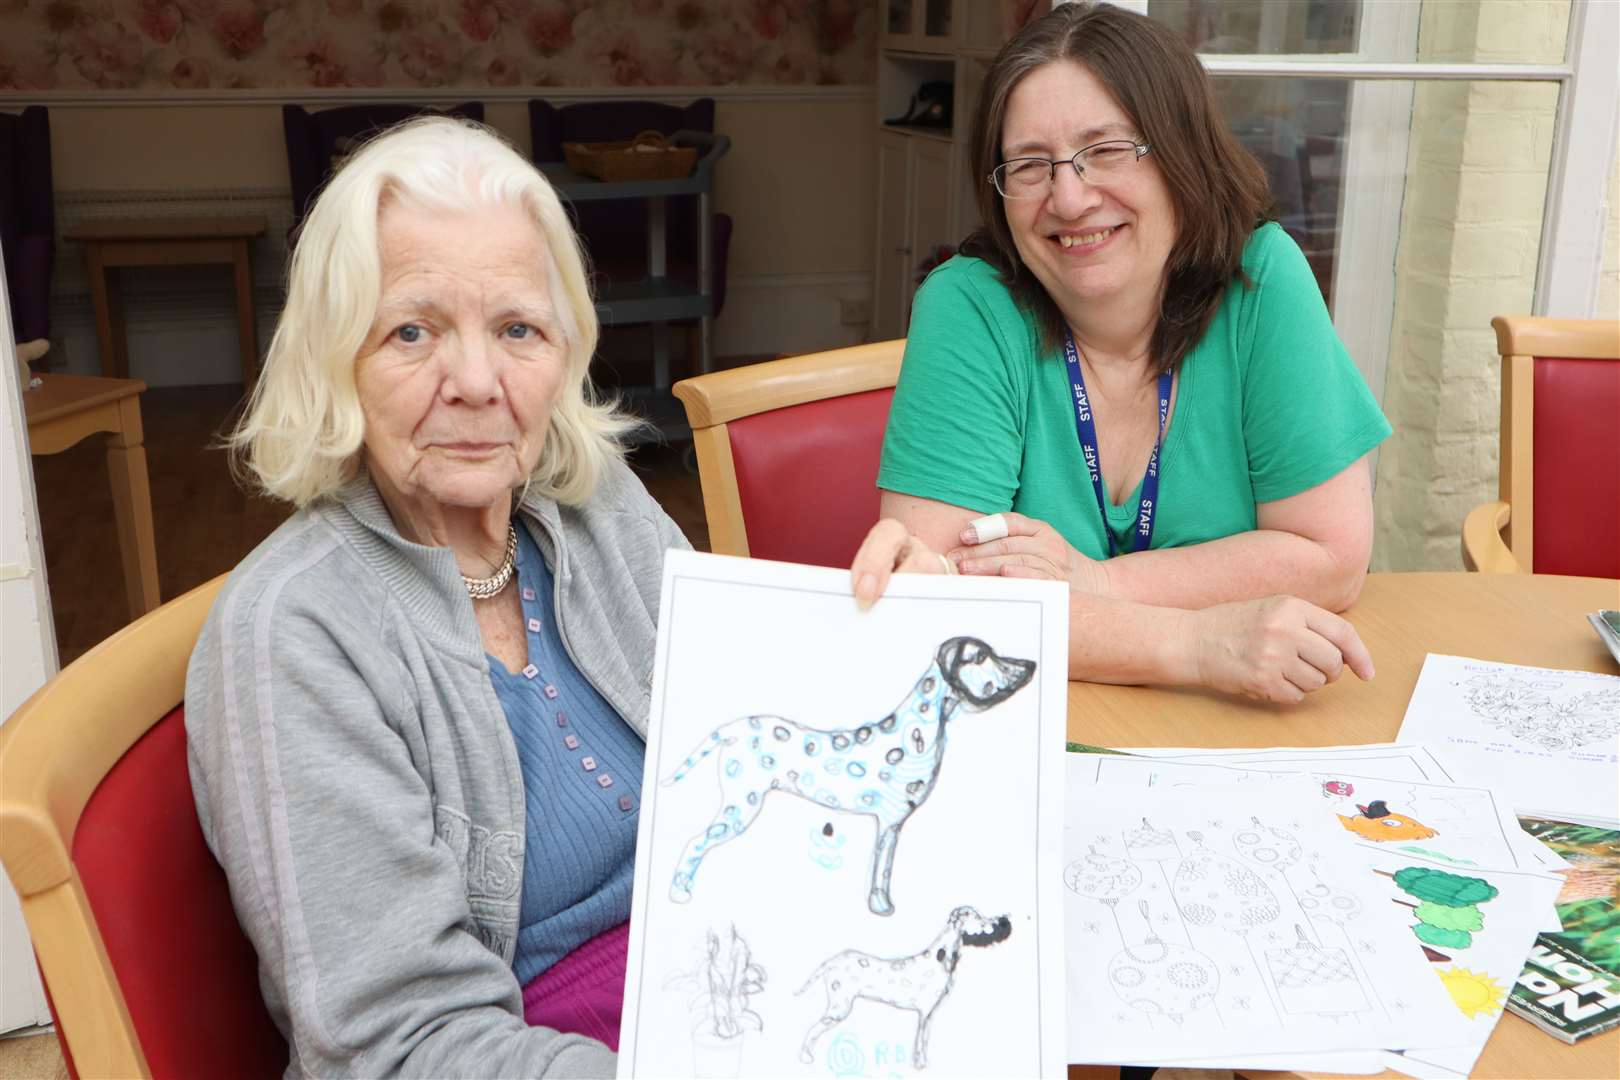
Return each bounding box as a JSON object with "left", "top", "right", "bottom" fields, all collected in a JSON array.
[
  {"left": 1099, "top": 525, "right": 1369, "bottom": 613},
  {"left": 1103, "top": 461, "right": 1376, "bottom": 613},
  {"left": 1063, "top": 590, "right": 1192, "bottom": 686},
  {"left": 1067, "top": 589, "right": 1373, "bottom": 703},
  {"left": 867, "top": 488, "right": 1374, "bottom": 702}
]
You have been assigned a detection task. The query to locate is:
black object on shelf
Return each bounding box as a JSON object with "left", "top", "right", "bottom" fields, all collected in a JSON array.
[{"left": 884, "top": 81, "right": 953, "bottom": 128}]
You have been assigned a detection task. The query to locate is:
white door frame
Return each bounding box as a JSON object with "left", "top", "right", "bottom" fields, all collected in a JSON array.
[
  {"left": 1535, "top": 0, "right": 1620, "bottom": 317},
  {"left": 1329, "top": 0, "right": 1422, "bottom": 405},
  {"left": 0, "top": 261, "right": 57, "bottom": 1034}
]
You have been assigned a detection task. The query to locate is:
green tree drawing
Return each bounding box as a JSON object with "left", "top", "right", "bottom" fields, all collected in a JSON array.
[{"left": 1393, "top": 866, "right": 1500, "bottom": 951}]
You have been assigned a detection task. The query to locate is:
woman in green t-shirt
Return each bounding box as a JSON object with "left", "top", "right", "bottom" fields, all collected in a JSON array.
[{"left": 853, "top": 3, "right": 1390, "bottom": 705}]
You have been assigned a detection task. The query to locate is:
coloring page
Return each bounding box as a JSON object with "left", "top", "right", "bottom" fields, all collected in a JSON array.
[
  {"left": 1085, "top": 839, "right": 1568, "bottom": 1075},
  {"left": 1128, "top": 743, "right": 1458, "bottom": 783},
  {"left": 620, "top": 551, "right": 1069, "bottom": 1079},
  {"left": 1078, "top": 754, "right": 1544, "bottom": 872},
  {"left": 1118, "top": 745, "right": 1566, "bottom": 873},
  {"left": 1063, "top": 773, "right": 1473, "bottom": 1065},
  {"left": 1370, "top": 853, "right": 1565, "bottom": 1080},
  {"left": 1397, "top": 654, "right": 1620, "bottom": 824}
]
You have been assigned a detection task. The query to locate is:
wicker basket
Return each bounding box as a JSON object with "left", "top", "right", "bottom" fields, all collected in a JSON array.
[{"left": 563, "top": 131, "right": 698, "bottom": 182}]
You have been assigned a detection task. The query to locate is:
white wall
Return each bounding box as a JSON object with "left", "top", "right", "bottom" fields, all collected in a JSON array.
[{"left": 37, "top": 91, "right": 879, "bottom": 385}]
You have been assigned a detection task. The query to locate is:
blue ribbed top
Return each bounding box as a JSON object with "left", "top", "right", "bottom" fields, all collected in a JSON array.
[{"left": 487, "top": 525, "right": 644, "bottom": 985}]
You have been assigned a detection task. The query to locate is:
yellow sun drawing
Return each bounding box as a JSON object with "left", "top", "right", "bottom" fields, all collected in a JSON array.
[{"left": 1437, "top": 966, "right": 1507, "bottom": 1019}]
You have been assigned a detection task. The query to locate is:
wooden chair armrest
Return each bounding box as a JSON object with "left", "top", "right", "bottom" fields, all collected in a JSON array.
[
  {"left": 673, "top": 340, "right": 903, "bottom": 428},
  {"left": 1461, "top": 500, "right": 1521, "bottom": 573}
]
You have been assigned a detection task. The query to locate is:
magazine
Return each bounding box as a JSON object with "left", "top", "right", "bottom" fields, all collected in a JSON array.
[
  {"left": 1507, "top": 817, "right": 1620, "bottom": 1043},
  {"left": 1590, "top": 610, "right": 1620, "bottom": 666}
]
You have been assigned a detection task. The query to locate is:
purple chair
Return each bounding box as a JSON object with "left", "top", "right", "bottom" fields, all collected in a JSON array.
[
  {"left": 0, "top": 105, "right": 55, "bottom": 351},
  {"left": 528, "top": 99, "right": 733, "bottom": 322},
  {"left": 282, "top": 102, "right": 485, "bottom": 240}
]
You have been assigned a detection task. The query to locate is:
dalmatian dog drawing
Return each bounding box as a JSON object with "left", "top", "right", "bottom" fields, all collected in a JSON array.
[
  {"left": 796, "top": 905, "right": 1013, "bottom": 1069},
  {"left": 662, "top": 636, "right": 1036, "bottom": 915}
]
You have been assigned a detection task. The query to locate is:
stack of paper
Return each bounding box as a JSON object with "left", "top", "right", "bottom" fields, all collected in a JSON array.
[
  {"left": 1064, "top": 745, "right": 1568, "bottom": 1076},
  {"left": 1394, "top": 654, "right": 1620, "bottom": 1058},
  {"left": 1396, "top": 654, "right": 1620, "bottom": 826}
]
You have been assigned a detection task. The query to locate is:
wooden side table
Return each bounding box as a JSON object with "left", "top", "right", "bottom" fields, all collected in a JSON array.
[
  {"left": 23, "top": 374, "right": 161, "bottom": 620},
  {"left": 64, "top": 216, "right": 267, "bottom": 387}
]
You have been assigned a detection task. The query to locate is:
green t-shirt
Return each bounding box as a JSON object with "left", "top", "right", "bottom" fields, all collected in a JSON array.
[{"left": 878, "top": 223, "right": 1392, "bottom": 560}]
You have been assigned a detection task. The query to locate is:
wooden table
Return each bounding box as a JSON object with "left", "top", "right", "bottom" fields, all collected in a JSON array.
[
  {"left": 64, "top": 216, "right": 266, "bottom": 387},
  {"left": 23, "top": 374, "right": 160, "bottom": 620},
  {"left": 1067, "top": 571, "right": 1620, "bottom": 1080}
]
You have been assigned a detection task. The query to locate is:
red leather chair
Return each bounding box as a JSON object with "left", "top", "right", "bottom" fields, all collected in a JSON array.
[
  {"left": 0, "top": 576, "right": 288, "bottom": 1079},
  {"left": 1462, "top": 315, "right": 1620, "bottom": 577},
  {"left": 672, "top": 341, "right": 904, "bottom": 567}
]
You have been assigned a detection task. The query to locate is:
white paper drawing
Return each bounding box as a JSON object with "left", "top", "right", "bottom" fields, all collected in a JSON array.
[
  {"left": 797, "top": 905, "right": 1012, "bottom": 1068},
  {"left": 663, "top": 636, "right": 1037, "bottom": 916},
  {"left": 1079, "top": 753, "right": 1541, "bottom": 871},
  {"left": 1398, "top": 654, "right": 1620, "bottom": 824},
  {"left": 1064, "top": 773, "right": 1474, "bottom": 1066},
  {"left": 1128, "top": 743, "right": 1459, "bottom": 784},
  {"left": 1121, "top": 744, "right": 1567, "bottom": 873},
  {"left": 1172, "top": 829, "right": 1282, "bottom": 933},
  {"left": 1370, "top": 854, "right": 1566, "bottom": 1079},
  {"left": 1461, "top": 671, "right": 1620, "bottom": 750},
  {"left": 620, "top": 551, "right": 1068, "bottom": 1079},
  {"left": 664, "top": 925, "right": 768, "bottom": 1078},
  {"left": 1107, "top": 899, "right": 1222, "bottom": 1025}
]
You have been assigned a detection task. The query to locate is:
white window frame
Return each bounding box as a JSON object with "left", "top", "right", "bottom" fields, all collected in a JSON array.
[
  {"left": 1113, "top": 0, "right": 1617, "bottom": 387},
  {"left": 1535, "top": 0, "right": 1619, "bottom": 316},
  {"left": 1112, "top": 0, "right": 1616, "bottom": 398}
]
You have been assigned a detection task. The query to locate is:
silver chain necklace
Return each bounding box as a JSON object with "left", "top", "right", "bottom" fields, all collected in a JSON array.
[{"left": 463, "top": 524, "right": 518, "bottom": 601}]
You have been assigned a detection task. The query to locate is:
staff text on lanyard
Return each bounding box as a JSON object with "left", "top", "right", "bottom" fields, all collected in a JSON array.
[{"left": 1061, "top": 328, "right": 1171, "bottom": 558}]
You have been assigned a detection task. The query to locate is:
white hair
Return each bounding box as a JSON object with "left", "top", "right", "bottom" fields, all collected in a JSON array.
[{"left": 231, "top": 116, "right": 634, "bottom": 507}]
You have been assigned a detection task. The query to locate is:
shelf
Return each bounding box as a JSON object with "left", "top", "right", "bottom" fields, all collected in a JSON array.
[
  {"left": 881, "top": 47, "right": 957, "bottom": 62},
  {"left": 595, "top": 279, "right": 713, "bottom": 326},
  {"left": 538, "top": 132, "right": 730, "bottom": 202},
  {"left": 880, "top": 123, "right": 955, "bottom": 144},
  {"left": 540, "top": 164, "right": 712, "bottom": 201}
]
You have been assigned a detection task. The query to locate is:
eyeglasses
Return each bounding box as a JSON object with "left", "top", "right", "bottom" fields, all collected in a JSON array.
[{"left": 989, "top": 139, "right": 1153, "bottom": 199}]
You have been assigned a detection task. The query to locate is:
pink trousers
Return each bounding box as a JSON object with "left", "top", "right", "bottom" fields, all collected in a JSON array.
[{"left": 520, "top": 922, "right": 629, "bottom": 1050}]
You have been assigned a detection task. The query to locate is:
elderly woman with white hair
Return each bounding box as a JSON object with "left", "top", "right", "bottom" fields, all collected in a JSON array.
[{"left": 185, "top": 118, "right": 685, "bottom": 1077}]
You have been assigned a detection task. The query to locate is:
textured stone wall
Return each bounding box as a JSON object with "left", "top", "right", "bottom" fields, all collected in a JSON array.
[
  {"left": 1599, "top": 162, "right": 1620, "bottom": 321},
  {"left": 1371, "top": 0, "right": 1570, "bottom": 571}
]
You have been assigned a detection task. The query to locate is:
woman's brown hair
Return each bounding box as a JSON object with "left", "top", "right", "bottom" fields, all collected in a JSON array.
[{"left": 961, "top": 1, "right": 1273, "bottom": 374}]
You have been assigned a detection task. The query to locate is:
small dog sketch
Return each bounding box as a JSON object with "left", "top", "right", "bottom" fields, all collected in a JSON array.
[
  {"left": 662, "top": 636, "right": 1036, "bottom": 915},
  {"left": 796, "top": 905, "right": 1012, "bottom": 1069}
]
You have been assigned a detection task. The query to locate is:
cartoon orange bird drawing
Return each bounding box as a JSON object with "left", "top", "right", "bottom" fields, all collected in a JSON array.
[{"left": 1336, "top": 800, "right": 1437, "bottom": 842}]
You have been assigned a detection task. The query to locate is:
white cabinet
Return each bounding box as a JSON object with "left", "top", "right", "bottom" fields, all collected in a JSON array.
[
  {"left": 883, "top": 0, "right": 958, "bottom": 53},
  {"left": 873, "top": 132, "right": 957, "bottom": 340},
  {"left": 871, "top": 2, "right": 1021, "bottom": 338}
]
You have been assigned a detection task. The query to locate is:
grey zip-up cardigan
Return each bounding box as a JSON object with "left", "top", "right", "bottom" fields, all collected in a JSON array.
[{"left": 185, "top": 460, "right": 689, "bottom": 1078}]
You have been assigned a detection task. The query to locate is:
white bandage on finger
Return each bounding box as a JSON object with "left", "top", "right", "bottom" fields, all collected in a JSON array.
[{"left": 968, "top": 513, "right": 1009, "bottom": 544}]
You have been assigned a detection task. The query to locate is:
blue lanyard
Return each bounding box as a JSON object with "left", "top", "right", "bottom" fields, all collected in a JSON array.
[{"left": 1061, "top": 328, "right": 1171, "bottom": 557}]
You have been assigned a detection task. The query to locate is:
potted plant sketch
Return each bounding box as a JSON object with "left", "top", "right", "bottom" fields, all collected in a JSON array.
[{"left": 667, "top": 925, "right": 766, "bottom": 1077}]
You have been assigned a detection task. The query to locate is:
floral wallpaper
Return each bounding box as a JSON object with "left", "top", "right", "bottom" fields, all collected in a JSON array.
[{"left": 0, "top": 0, "right": 875, "bottom": 91}]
